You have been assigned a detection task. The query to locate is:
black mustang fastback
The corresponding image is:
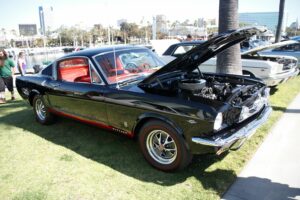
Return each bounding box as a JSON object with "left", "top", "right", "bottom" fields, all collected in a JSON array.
[{"left": 16, "top": 27, "right": 272, "bottom": 171}]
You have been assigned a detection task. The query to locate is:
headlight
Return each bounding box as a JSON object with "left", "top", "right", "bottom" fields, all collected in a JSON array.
[
  {"left": 214, "top": 112, "right": 223, "bottom": 131},
  {"left": 263, "top": 88, "right": 270, "bottom": 99},
  {"left": 239, "top": 106, "right": 250, "bottom": 122},
  {"left": 270, "top": 63, "right": 283, "bottom": 74}
]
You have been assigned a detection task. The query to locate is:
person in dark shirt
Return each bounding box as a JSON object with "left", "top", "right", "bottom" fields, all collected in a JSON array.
[
  {"left": 0, "top": 49, "right": 15, "bottom": 103},
  {"left": 186, "top": 34, "right": 193, "bottom": 41}
]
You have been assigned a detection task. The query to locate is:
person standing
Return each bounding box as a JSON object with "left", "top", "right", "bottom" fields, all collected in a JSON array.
[
  {"left": 0, "top": 49, "right": 15, "bottom": 103},
  {"left": 17, "top": 52, "right": 27, "bottom": 76},
  {"left": 185, "top": 34, "right": 193, "bottom": 41}
]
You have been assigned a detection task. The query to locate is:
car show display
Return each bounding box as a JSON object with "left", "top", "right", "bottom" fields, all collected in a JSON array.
[{"left": 16, "top": 27, "right": 272, "bottom": 171}]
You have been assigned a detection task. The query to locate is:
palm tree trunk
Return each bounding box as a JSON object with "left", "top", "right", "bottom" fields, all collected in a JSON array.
[
  {"left": 275, "top": 0, "right": 285, "bottom": 43},
  {"left": 216, "top": 0, "right": 242, "bottom": 75}
]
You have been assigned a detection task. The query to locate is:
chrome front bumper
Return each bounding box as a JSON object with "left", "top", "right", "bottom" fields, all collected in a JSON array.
[
  {"left": 262, "top": 68, "right": 299, "bottom": 86},
  {"left": 191, "top": 106, "right": 272, "bottom": 154}
]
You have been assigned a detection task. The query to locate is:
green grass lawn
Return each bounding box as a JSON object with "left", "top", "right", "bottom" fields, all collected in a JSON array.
[{"left": 1, "top": 76, "right": 300, "bottom": 200}]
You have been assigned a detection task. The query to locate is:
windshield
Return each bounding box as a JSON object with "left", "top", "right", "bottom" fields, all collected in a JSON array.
[{"left": 94, "top": 48, "right": 165, "bottom": 84}]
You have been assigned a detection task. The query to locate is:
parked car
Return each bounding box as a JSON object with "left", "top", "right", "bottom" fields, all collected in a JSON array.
[
  {"left": 16, "top": 27, "right": 272, "bottom": 171},
  {"left": 162, "top": 40, "right": 299, "bottom": 87},
  {"left": 259, "top": 40, "right": 300, "bottom": 69},
  {"left": 291, "top": 36, "right": 300, "bottom": 41}
]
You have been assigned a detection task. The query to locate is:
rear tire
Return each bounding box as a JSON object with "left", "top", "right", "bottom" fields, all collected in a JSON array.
[
  {"left": 33, "top": 95, "right": 54, "bottom": 125},
  {"left": 138, "top": 120, "right": 192, "bottom": 172}
]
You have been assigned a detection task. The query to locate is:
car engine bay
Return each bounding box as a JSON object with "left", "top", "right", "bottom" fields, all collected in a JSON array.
[{"left": 141, "top": 73, "right": 266, "bottom": 108}]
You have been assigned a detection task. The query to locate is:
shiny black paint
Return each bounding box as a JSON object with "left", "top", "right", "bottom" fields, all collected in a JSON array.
[
  {"left": 16, "top": 41, "right": 266, "bottom": 155},
  {"left": 17, "top": 74, "right": 220, "bottom": 154}
]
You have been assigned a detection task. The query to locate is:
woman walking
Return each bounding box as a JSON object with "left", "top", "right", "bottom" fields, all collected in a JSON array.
[
  {"left": 0, "top": 49, "right": 15, "bottom": 103},
  {"left": 17, "top": 51, "right": 27, "bottom": 76}
]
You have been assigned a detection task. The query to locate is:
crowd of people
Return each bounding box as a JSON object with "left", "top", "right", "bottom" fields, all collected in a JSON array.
[{"left": 0, "top": 49, "right": 27, "bottom": 104}]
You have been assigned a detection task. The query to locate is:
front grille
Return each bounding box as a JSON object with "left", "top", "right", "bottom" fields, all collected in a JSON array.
[
  {"left": 277, "top": 58, "right": 298, "bottom": 70},
  {"left": 223, "top": 107, "right": 241, "bottom": 126}
]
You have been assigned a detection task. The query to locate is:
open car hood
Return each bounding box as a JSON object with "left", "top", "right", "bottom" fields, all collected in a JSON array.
[
  {"left": 241, "top": 40, "right": 298, "bottom": 55},
  {"left": 140, "top": 27, "right": 266, "bottom": 85}
]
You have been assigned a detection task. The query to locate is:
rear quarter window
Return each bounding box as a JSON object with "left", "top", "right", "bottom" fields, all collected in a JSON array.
[
  {"left": 57, "top": 58, "right": 91, "bottom": 83},
  {"left": 41, "top": 64, "right": 53, "bottom": 76}
]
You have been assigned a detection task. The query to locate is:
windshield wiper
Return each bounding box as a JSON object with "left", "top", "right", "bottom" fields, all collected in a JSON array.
[{"left": 118, "top": 75, "right": 143, "bottom": 86}]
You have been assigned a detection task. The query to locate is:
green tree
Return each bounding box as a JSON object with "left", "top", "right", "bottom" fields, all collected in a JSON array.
[
  {"left": 216, "top": 0, "right": 242, "bottom": 75},
  {"left": 120, "top": 22, "right": 141, "bottom": 42}
]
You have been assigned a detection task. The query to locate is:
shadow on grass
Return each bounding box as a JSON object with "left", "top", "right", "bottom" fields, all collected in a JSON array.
[
  {"left": 0, "top": 100, "right": 25, "bottom": 108},
  {"left": 270, "top": 87, "right": 279, "bottom": 95},
  {"left": 272, "top": 106, "right": 300, "bottom": 113},
  {"left": 0, "top": 103, "right": 236, "bottom": 195}
]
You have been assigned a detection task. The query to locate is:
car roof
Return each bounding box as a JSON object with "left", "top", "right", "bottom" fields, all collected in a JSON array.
[
  {"left": 62, "top": 45, "right": 148, "bottom": 58},
  {"left": 172, "top": 40, "right": 206, "bottom": 46},
  {"left": 291, "top": 36, "right": 300, "bottom": 41}
]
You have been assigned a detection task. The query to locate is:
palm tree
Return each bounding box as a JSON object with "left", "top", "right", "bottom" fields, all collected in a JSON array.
[
  {"left": 216, "top": 0, "right": 242, "bottom": 75},
  {"left": 275, "top": 0, "right": 285, "bottom": 43}
]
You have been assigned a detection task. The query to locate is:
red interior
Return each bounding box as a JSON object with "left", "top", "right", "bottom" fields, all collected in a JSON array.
[{"left": 58, "top": 65, "right": 91, "bottom": 83}]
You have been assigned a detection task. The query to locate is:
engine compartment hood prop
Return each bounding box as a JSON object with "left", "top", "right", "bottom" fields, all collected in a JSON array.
[{"left": 140, "top": 27, "right": 266, "bottom": 85}]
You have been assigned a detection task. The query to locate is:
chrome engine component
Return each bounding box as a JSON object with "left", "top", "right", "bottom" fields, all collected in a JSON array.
[
  {"left": 178, "top": 79, "right": 206, "bottom": 91},
  {"left": 195, "top": 87, "right": 217, "bottom": 100},
  {"left": 179, "top": 78, "right": 233, "bottom": 101}
]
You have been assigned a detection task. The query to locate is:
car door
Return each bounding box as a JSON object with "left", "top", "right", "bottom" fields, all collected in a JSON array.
[{"left": 47, "top": 56, "right": 109, "bottom": 124}]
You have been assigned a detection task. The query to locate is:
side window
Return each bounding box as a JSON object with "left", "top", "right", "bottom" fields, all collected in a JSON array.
[
  {"left": 90, "top": 66, "right": 102, "bottom": 84},
  {"left": 173, "top": 45, "right": 195, "bottom": 56},
  {"left": 41, "top": 64, "right": 53, "bottom": 76},
  {"left": 57, "top": 58, "right": 91, "bottom": 83},
  {"left": 294, "top": 44, "right": 300, "bottom": 51},
  {"left": 97, "top": 52, "right": 125, "bottom": 77}
]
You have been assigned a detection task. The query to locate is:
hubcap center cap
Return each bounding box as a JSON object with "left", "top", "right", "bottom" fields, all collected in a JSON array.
[{"left": 158, "top": 144, "right": 164, "bottom": 152}]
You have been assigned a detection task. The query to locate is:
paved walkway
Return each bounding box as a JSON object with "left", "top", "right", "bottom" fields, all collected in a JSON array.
[{"left": 223, "top": 93, "right": 300, "bottom": 200}]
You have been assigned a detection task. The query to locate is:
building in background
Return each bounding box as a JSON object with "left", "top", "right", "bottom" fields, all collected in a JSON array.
[
  {"left": 205, "top": 18, "right": 217, "bottom": 28},
  {"left": 169, "top": 25, "right": 207, "bottom": 39},
  {"left": 156, "top": 15, "right": 168, "bottom": 33},
  {"left": 239, "top": 12, "right": 285, "bottom": 33},
  {"left": 18, "top": 24, "right": 37, "bottom": 36},
  {"left": 290, "top": 19, "right": 299, "bottom": 29},
  {"left": 38, "top": 6, "right": 54, "bottom": 35},
  {"left": 196, "top": 18, "right": 205, "bottom": 28},
  {"left": 38, "top": 6, "right": 45, "bottom": 35}
]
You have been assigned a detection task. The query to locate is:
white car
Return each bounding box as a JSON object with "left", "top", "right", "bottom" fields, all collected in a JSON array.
[{"left": 162, "top": 40, "right": 299, "bottom": 87}]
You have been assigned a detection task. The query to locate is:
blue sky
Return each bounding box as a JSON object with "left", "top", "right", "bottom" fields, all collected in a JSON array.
[{"left": 0, "top": 0, "right": 299, "bottom": 30}]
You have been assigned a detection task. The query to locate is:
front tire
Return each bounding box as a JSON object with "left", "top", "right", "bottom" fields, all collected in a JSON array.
[
  {"left": 138, "top": 120, "right": 192, "bottom": 172},
  {"left": 33, "top": 95, "right": 54, "bottom": 125}
]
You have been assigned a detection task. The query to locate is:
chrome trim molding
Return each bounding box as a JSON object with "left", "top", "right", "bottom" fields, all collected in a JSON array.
[{"left": 191, "top": 106, "right": 272, "bottom": 147}]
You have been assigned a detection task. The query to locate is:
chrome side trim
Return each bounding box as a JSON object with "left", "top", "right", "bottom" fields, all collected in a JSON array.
[{"left": 192, "top": 106, "right": 272, "bottom": 147}]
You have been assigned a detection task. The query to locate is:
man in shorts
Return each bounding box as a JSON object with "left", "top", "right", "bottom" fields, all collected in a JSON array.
[{"left": 0, "top": 49, "right": 15, "bottom": 104}]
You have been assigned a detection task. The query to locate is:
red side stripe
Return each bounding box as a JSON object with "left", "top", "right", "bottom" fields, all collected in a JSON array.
[{"left": 48, "top": 108, "right": 134, "bottom": 138}]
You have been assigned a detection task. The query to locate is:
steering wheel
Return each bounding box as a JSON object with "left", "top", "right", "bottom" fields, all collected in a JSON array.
[
  {"left": 142, "top": 63, "right": 151, "bottom": 70},
  {"left": 125, "top": 63, "right": 138, "bottom": 73}
]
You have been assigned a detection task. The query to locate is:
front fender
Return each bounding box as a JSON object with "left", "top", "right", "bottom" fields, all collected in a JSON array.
[{"left": 133, "top": 112, "right": 184, "bottom": 137}]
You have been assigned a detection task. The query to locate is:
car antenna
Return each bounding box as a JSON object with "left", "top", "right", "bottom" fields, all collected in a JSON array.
[{"left": 113, "top": 45, "right": 120, "bottom": 89}]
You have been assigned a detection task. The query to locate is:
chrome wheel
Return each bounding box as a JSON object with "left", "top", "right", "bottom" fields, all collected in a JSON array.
[
  {"left": 146, "top": 130, "right": 177, "bottom": 165},
  {"left": 35, "top": 98, "right": 46, "bottom": 121}
]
